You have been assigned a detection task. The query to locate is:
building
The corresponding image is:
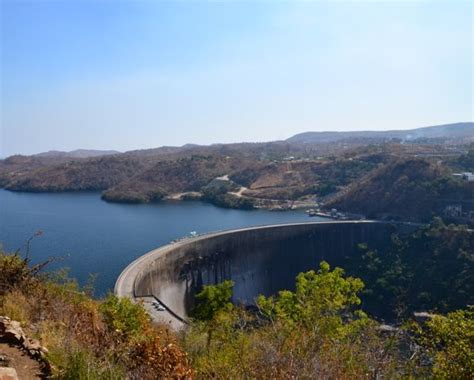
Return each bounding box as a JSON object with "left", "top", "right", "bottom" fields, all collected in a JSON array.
[
  {"left": 444, "top": 205, "right": 462, "bottom": 218},
  {"left": 453, "top": 172, "right": 474, "bottom": 182}
]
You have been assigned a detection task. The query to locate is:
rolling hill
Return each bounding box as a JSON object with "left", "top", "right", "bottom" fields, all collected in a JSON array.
[{"left": 286, "top": 122, "right": 473, "bottom": 144}]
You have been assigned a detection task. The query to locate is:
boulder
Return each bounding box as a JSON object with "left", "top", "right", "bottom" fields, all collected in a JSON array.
[
  {"left": 0, "top": 316, "right": 48, "bottom": 358},
  {"left": 0, "top": 367, "right": 19, "bottom": 380},
  {"left": 0, "top": 317, "right": 26, "bottom": 344}
]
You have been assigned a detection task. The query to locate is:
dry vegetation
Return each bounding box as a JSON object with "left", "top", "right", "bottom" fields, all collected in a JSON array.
[
  {"left": 0, "top": 247, "right": 192, "bottom": 379},
  {"left": 1, "top": 234, "right": 472, "bottom": 379},
  {"left": 327, "top": 157, "right": 474, "bottom": 221},
  {"left": 1, "top": 141, "right": 473, "bottom": 222}
]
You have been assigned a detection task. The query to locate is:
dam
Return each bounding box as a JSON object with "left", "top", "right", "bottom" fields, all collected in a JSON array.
[{"left": 115, "top": 220, "right": 414, "bottom": 328}]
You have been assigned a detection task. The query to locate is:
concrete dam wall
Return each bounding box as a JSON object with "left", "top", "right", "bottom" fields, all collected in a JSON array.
[{"left": 115, "top": 221, "right": 413, "bottom": 325}]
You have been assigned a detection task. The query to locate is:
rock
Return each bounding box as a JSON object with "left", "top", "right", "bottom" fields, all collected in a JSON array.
[
  {"left": 8, "top": 322, "right": 20, "bottom": 331},
  {"left": 24, "top": 339, "right": 41, "bottom": 351},
  {"left": 2, "top": 330, "right": 23, "bottom": 344},
  {"left": 413, "top": 311, "right": 436, "bottom": 323},
  {"left": 0, "top": 367, "right": 19, "bottom": 380},
  {"left": 0, "top": 316, "right": 49, "bottom": 363},
  {"left": 0, "top": 317, "right": 26, "bottom": 345},
  {"left": 0, "top": 356, "right": 9, "bottom": 367},
  {"left": 24, "top": 339, "right": 44, "bottom": 357},
  {"left": 378, "top": 324, "right": 399, "bottom": 333}
]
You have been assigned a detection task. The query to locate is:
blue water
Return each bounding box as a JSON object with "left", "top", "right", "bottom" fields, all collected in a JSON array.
[{"left": 0, "top": 189, "right": 314, "bottom": 295}]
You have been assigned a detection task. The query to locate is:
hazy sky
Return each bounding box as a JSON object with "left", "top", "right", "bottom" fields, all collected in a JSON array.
[{"left": 1, "top": 1, "right": 472, "bottom": 156}]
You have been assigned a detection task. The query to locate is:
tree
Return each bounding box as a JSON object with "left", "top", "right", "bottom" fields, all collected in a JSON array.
[
  {"left": 346, "top": 219, "right": 474, "bottom": 319},
  {"left": 192, "top": 280, "right": 235, "bottom": 353},
  {"left": 414, "top": 307, "right": 474, "bottom": 380},
  {"left": 257, "top": 261, "right": 366, "bottom": 334},
  {"left": 193, "top": 280, "right": 234, "bottom": 321}
]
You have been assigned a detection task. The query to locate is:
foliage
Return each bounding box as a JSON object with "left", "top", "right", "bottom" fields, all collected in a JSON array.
[
  {"left": 316, "top": 182, "right": 337, "bottom": 196},
  {"left": 204, "top": 192, "right": 255, "bottom": 209},
  {"left": 455, "top": 145, "right": 474, "bottom": 171},
  {"left": 4, "top": 155, "right": 146, "bottom": 192},
  {"left": 328, "top": 158, "right": 472, "bottom": 221},
  {"left": 102, "top": 154, "right": 244, "bottom": 203},
  {"left": 257, "top": 261, "right": 366, "bottom": 330},
  {"left": 2, "top": 238, "right": 472, "bottom": 378},
  {"left": 0, "top": 252, "right": 35, "bottom": 295},
  {"left": 0, "top": 247, "right": 192, "bottom": 379},
  {"left": 184, "top": 263, "right": 406, "bottom": 379},
  {"left": 184, "top": 261, "right": 473, "bottom": 378},
  {"left": 413, "top": 307, "right": 474, "bottom": 379},
  {"left": 192, "top": 280, "right": 234, "bottom": 321},
  {"left": 0, "top": 231, "right": 47, "bottom": 296},
  {"left": 55, "top": 349, "right": 125, "bottom": 380},
  {"left": 345, "top": 218, "right": 474, "bottom": 320},
  {"left": 99, "top": 295, "right": 149, "bottom": 339},
  {"left": 200, "top": 177, "right": 255, "bottom": 209}
]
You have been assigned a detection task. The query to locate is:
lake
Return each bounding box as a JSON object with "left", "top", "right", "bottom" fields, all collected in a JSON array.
[{"left": 0, "top": 189, "right": 317, "bottom": 295}]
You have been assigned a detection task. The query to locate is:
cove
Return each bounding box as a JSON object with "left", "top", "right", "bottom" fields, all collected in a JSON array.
[{"left": 0, "top": 189, "right": 316, "bottom": 295}]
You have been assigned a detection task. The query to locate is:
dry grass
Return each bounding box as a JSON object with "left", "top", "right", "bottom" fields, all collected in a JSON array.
[{"left": 0, "top": 250, "right": 193, "bottom": 379}]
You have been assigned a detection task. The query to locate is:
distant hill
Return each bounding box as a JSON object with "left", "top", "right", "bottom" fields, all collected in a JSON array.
[
  {"left": 34, "top": 149, "right": 121, "bottom": 159},
  {"left": 287, "top": 122, "right": 473, "bottom": 144},
  {"left": 1, "top": 122, "right": 472, "bottom": 217}
]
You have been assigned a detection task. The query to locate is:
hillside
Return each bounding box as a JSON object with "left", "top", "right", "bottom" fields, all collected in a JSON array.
[
  {"left": 230, "top": 155, "right": 382, "bottom": 201},
  {"left": 327, "top": 158, "right": 473, "bottom": 221},
  {"left": 0, "top": 123, "right": 472, "bottom": 218},
  {"left": 102, "top": 155, "right": 245, "bottom": 203},
  {"left": 33, "top": 149, "right": 121, "bottom": 159},
  {"left": 0, "top": 142, "right": 381, "bottom": 204},
  {"left": 2, "top": 155, "right": 148, "bottom": 192},
  {"left": 287, "top": 122, "right": 474, "bottom": 144},
  {"left": 1, "top": 148, "right": 471, "bottom": 221}
]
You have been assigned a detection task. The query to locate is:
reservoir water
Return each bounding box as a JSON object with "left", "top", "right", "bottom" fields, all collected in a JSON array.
[{"left": 0, "top": 189, "right": 316, "bottom": 295}]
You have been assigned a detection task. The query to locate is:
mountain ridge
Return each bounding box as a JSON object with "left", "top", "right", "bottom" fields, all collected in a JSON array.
[
  {"left": 13, "top": 122, "right": 473, "bottom": 159},
  {"left": 34, "top": 149, "right": 121, "bottom": 158},
  {"left": 286, "top": 122, "right": 473, "bottom": 144}
]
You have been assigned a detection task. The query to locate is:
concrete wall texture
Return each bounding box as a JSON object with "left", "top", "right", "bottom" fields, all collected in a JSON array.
[{"left": 115, "top": 221, "right": 414, "bottom": 323}]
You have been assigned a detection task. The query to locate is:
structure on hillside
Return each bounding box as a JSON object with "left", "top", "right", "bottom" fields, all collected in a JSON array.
[
  {"left": 115, "top": 221, "right": 416, "bottom": 329},
  {"left": 453, "top": 172, "right": 474, "bottom": 182}
]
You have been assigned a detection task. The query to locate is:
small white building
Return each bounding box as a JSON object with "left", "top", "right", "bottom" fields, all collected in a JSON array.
[
  {"left": 453, "top": 172, "right": 474, "bottom": 182},
  {"left": 444, "top": 205, "right": 462, "bottom": 218},
  {"left": 463, "top": 172, "right": 474, "bottom": 182}
]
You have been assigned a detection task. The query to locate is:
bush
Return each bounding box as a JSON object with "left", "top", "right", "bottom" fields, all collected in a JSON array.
[
  {"left": 99, "top": 295, "right": 149, "bottom": 339},
  {"left": 55, "top": 349, "right": 125, "bottom": 380},
  {"left": 257, "top": 261, "right": 365, "bottom": 330},
  {"left": 184, "top": 263, "right": 404, "bottom": 379},
  {"left": 0, "top": 248, "right": 192, "bottom": 379},
  {"left": 414, "top": 307, "right": 474, "bottom": 380},
  {"left": 345, "top": 219, "right": 474, "bottom": 319},
  {"left": 192, "top": 280, "right": 234, "bottom": 321}
]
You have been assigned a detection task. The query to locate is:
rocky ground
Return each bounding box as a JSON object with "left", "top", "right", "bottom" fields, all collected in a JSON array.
[
  {"left": 0, "top": 343, "right": 44, "bottom": 379},
  {"left": 0, "top": 317, "right": 49, "bottom": 380}
]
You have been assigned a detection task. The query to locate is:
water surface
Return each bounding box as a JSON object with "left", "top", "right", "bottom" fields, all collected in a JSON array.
[{"left": 0, "top": 190, "right": 316, "bottom": 295}]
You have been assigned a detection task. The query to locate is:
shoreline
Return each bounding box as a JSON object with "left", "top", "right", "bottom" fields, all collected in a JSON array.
[{"left": 2, "top": 186, "right": 319, "bottom": 212}]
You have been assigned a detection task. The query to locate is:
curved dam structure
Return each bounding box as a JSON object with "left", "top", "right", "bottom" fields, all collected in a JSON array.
[{"left": 115, "top": 221, "right": 415, "bottom": 328}]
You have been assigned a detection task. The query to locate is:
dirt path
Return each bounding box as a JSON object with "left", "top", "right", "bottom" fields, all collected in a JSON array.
[
  {"left": 229, "top": 185, "right": 248, "bottom": 197},
  {"left": 0, "top": 342, "right": 44, "bottom": 379}
]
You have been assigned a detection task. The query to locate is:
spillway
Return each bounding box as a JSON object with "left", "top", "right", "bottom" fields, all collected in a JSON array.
[{"left": 115, "top": 220, "right": 414, "bottom": 328}]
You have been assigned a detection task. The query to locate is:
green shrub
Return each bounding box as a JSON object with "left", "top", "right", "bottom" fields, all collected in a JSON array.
[
  {"left": 184, "top": 263, "right": 402, "bottom": 379},
  {"left": 99, "top": 295, "right": 149, "bottom": 339},
  {"left": 57, "top": 349, "right": 125, "bottom": 380},
  {"left": 193, "top": 280, "right": 234, "bottom": 321},
  {"left": 415, "top": 307, "right": 474, "bottom": 380},
  {"left": 257, "top": 261, "right": 366, "bottom": 331}
]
